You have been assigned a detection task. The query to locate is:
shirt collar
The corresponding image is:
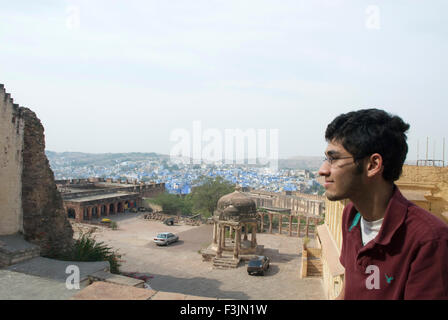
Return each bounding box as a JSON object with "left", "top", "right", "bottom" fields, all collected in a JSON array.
[
  {"left": 347, "top": 185, "right": 408, "bottom": 246},
  {"left": 375, "top": 185, "right": 408, "bottom": 246}
]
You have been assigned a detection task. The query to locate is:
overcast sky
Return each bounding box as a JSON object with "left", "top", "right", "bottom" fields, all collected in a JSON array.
[{"left": 1, "top": 0, "right": 447, "bottom": 160}]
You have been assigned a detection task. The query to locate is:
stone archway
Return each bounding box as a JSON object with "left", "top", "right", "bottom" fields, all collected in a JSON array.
[
  {"left": 67, "top": 208, "right": 76, "bottom": 219},
  {"left": 92, "top": 207, "right": 99, "bottom": 219}
]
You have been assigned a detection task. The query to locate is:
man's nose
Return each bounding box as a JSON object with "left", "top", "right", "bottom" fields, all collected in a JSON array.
[{"left": 318, "top": 161, "right": 330, "bottom": 177}]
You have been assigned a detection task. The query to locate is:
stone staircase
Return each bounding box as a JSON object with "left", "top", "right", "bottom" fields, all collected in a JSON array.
[
  {"left": 306, "top": 258, "right": 323, "bottom": 277},
  {"left": 212, "top": 256, "right": 240, "bottom": 269},
  {"left": 0, "top": 234, "right": 40, "bottom": 268}
]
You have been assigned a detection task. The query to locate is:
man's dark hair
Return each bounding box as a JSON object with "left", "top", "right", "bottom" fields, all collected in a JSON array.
[{"left": 325, "top": 108, "right": 410, "bottom": 182}]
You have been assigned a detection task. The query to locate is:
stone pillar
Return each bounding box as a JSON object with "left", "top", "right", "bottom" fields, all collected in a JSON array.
[
  {"left": 235, "top": 227, "right": 241, "bottom": 259},
  {"left": 97, "top": 205, "right": 102, "bottom": 218},
  {"left": 216, "top": 225, "right": 222, "bottom": 258},
  {"left": 75, "top": 207, "right": 83, "bottom": 222},
  {"left": 87, "top": 207, "right": 92, "bottom": 220},
  {"left": 105, "top": 204, "right": 110, "bottom": 216},
  {"left": 306, "top": 216, "right": 310, "bottom": 238},
  {"left": 297, "top": 216, "right": 301, "bottom": 237},
  {"left": 233, "top": 227, "right": 239, "bottom": 260},
  {"left": 251, "top": 223, "right": 257, "bottom": 248},
  {"left": 220, "top": 225, "right": 226, "bottom": 249},
  {"left": 289, "top": 215, "right": 292, "bottom": 237},
  {"left": 269, "top": 213, "right": 273, "bottom": 234},
  {"left": 212, "top": 222, "right": 217, "bottom": 244},
  {"left": 279, "top": 214, "right": 282, "bottom": 235}
]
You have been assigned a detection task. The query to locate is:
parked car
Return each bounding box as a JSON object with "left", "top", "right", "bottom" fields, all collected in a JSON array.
[
  {"left": 154, "top": 232, "right": 179, "bottom": 246},
  {"left": 247, "top": 256, "right": 270, "bottom": 276}
]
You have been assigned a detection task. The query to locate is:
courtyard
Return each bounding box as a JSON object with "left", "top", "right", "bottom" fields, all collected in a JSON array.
[{"left": 85, "top": 212, "right": 325, "bottom": 300}]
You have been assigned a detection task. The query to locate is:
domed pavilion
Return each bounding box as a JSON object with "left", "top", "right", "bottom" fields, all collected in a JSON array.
[{"left": 209, "top": 190, "right": 261, "bottom": 260}]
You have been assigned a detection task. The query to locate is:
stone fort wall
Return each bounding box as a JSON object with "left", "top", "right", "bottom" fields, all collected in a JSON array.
[
  {"left": 0, "top": 84, "right": 73, "bottom": 256},
  {"left": 0, "top": 84, "right": 25, "bottom": 235}
]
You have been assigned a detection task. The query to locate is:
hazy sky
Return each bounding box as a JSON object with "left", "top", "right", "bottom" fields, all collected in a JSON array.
[{"left": 1, "top": 0, "right": 447, "bottom": 160}]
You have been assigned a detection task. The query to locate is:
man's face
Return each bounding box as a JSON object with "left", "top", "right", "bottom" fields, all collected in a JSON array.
[{"left": 318, "top": 140, "right": 364, "bottom": 201}]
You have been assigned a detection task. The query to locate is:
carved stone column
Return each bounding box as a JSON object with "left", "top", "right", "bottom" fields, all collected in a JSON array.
[
  {"left": 269, "top": 213, "right": 273, "bottom": 234},
  {"left": 251, "top": 222, "right": 257, "bottom": 248},
  {"left": 212, "top": 222, "right": 216, "bottom": 244},
  {"left": 233, "top": 227, "right": 240, "bottom": 259},
  {"left": 289, "top": 215, "right": 293, "bottom": 237},
  {"left": 217, "top": 225, "right": 223, "bottom": 258},
  {"left": 279, "top": 214, "right": 282, "bottom": 235}
]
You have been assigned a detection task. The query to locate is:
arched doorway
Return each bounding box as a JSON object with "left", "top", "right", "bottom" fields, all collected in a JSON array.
[
  {"left": 92, "top": 207, "right": 99, "bottom": 219},
  {"left": 67, "top": 208, "right": 76, "bottom": 219},
  {"left": 101, "top": 205, "right": 107, "bottom": 216},
  {"left": 110, "top": 203, "right": 115, "bottom": 214},
  {"left": 83, "top": 208, "right": 88, "bottom": 220},
  {"left": 117, "top": 202, "right": 123, "bottom": 213}
]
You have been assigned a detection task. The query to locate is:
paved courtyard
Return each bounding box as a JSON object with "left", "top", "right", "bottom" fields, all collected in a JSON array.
[{"left": 87, "top": 213, "right": 325, "bottom": 300}]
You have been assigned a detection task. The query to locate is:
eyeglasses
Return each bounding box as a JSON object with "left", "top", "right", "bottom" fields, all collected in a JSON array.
[{"left": 323, "top": 155, "right": 354, "bottom": 166}]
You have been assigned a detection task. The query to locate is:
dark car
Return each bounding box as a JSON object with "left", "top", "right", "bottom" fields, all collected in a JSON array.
[{"left": 247, "top": 256, "right": 270, "bottom": 276}]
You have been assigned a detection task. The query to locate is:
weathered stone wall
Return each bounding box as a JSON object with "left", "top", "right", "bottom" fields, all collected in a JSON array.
[
  {"left": 20, "top": 108, "right": 74, "bottom": 256},
  {"left": 0, "top": 84, "right": 25, "bottom": 235},
  {"left": 0, "top": 84, "right": 73, "bottom": 256}
]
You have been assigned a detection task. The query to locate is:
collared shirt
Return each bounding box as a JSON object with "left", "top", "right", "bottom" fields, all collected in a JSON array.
[{"left": 340, "top": 186, "right": 448, "bottom": 300}]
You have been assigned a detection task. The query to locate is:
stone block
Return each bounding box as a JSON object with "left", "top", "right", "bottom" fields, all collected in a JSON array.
[
  {"left": 89, "top": 270, "right": 145, "bottom": 288},
  {"left": 71, "top": 281, "right": 157, "bottom": 300}
]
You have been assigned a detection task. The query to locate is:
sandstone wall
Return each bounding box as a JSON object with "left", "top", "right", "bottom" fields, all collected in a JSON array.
[
  {"left": 0, "top": 84, "right": 24, "bottom": 235},
  {"left": 20, "top": 108, "right": 74, "bottom": 256},
  {"left": 398, "top": 164, "right": 448, "bottom": 222},
  {"left": 0, "top": 84, "right": 73, "bottom": 256}
]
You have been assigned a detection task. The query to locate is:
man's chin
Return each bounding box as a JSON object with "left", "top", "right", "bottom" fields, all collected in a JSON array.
[{"left": 324, "top": 192, "right": 347, "bottom": 201}]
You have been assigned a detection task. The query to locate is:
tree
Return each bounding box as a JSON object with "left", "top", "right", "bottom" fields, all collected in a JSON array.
[
  {"left": 190, "top": 176, "right": 235, "bottom": 218},
  {"left": 148, "top": 193, "right": 192, "bottom": 215}
]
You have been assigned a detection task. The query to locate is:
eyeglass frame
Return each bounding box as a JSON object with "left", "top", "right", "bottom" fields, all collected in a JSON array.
[{"left": 322, "top": 155, "right": 355, "bottom": 166}]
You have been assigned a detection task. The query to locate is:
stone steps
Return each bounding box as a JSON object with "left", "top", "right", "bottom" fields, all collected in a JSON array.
[
  {"left": 212, "top": 257, "right": 240, "bottom": 269},
  {"left": 0, "top": 234, "right": 40, "bottom": 268},
  {"left": 307, "top": 259, "right": 323, "bottom": 277}
]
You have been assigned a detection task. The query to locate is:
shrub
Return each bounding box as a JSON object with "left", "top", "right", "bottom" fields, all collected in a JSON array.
[
  {"left": 110, "top": 221, "right": 118, "bottom": 230},
  {"left": 62, "top": 231, "right": 122, "bottom": 274}
]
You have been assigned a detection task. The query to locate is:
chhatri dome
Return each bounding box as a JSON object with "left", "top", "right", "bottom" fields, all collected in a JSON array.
[
  {"left": 214, "top": 190, "right": 257, "bottom": 221},
  {"left": 203, "top": 189, "right": 261, "bottom": 265}
]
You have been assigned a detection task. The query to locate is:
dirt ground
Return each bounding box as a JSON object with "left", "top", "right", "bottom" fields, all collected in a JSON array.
[{"left": 83, "top": 212, "right": 325, "bottom": 300}]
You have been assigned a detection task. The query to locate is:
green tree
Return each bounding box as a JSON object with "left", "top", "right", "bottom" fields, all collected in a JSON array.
[
  {"left": 190, "top": 176, "right": 235, "bottom": 218},
  {"left": 148, "top": 192, "right": 192, "bottom": 215}
]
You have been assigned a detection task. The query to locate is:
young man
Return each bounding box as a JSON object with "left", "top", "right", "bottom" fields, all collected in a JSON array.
[{"left": 318, "top": 109, "right": 448, "bottom": 300}]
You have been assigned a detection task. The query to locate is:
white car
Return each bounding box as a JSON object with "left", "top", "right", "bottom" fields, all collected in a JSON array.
[{"left": 154, "top": 232, "right": 179, "bottom": 246}]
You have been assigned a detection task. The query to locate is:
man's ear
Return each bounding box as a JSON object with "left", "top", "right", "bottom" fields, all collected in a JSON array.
[{"left": 366, "top": 153, "right": 383, "bottom": 178}]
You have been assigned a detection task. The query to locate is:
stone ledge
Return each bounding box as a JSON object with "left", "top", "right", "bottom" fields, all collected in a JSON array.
[
  {"left": 70, "top": 281, "right": 157, "bottom": 300},
  {"left": 88, "top": 270, "right": 145, "bottom": 288}
]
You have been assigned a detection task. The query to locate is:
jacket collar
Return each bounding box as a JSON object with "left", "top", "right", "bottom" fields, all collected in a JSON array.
[
  {"left": 347, "top": 185, "right": 408, "bottom": 246},
  {"left": 375, "top": 185, "right": 408, "bottom": 246}
]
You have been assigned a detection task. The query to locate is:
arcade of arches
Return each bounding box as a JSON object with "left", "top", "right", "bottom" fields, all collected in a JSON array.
[{"left": 64, "top": 194, "right": 141, "bottom": 222}]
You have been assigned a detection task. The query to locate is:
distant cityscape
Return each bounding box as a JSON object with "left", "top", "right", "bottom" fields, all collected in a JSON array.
[{"left": 47, "top": 151, "right": 325, "bottom": 195}]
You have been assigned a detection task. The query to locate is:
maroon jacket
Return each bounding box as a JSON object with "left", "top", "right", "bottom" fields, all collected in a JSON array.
[{"left": 340, "top": 186, "right": 448, "bottom": 299}]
